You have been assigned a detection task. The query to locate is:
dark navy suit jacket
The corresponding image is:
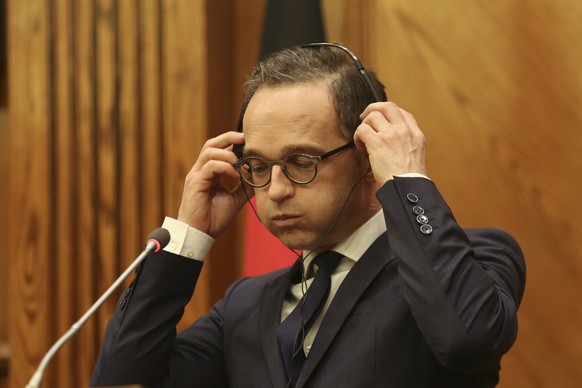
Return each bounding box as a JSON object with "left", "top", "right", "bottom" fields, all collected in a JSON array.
[{"left": 91, "top": 177, "right": 526, "bottom": 387}]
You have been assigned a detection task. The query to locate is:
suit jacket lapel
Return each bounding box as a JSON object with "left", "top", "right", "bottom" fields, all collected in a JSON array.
[
  {"left": 259, "top": 258, "right": 302, "bottom": 388},
  {"left": 295, "top": 234, "right": 396, "bottom": 387}
]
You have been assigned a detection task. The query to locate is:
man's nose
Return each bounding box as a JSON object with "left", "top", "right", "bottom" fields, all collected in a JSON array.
[{"left": 267, "top": 166, "right": 294, "bottom": 202}]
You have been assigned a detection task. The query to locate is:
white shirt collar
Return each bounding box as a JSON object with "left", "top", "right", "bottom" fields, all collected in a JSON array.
[{"left": 302, "top": 209, "right": 386, "bottom": 269}]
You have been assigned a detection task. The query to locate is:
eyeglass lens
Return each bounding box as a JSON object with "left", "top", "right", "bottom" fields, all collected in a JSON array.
[{"left": 239, "top": 154, "right": 317, "bottom": 187}]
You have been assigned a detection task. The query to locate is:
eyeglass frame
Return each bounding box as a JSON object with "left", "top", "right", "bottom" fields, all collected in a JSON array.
[{"left": 233, "top": 141, "right": 355, "bottom": 188}]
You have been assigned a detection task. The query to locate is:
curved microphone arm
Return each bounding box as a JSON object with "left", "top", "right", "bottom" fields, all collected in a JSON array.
[{"left": 26, "top": 228, "right": 171, "bottom": 388}]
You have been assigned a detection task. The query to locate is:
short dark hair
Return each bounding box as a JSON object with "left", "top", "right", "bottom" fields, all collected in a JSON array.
[{"left": 241, "top": 45, "right": 387, "bottom": 140}]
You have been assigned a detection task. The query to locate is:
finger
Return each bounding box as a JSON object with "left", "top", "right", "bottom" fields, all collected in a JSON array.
[
  {"left": 359, "top": 101, "right": 392, "bottom": 119},
  {"left": 360, "top": 101, "right": 404, "bottom": 122},
  {"left": 201, "top": 159, "right": 241, "bottom": 183},
  {"left": 194, "top": 147, "right": 240, "bottom": 171},
  {"left": 360, "top": 110, "right": 393, "bottom": 133},
  {"left": 200, "top": 131, "right": 245, "bottom": 153},
  {"left": 353, "top": 123, "right": 378, "bottom": 153},
  {"left": 184, "top": 159, "right": 240, "bottom": 196}
]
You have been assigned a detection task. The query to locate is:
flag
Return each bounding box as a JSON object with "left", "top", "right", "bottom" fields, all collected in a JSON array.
[
  {"left": 259, "top": 0, "right": 326, "bottom": 59},
  {"left": 242, "top": 0, "right": 326, "bottom": 276}
]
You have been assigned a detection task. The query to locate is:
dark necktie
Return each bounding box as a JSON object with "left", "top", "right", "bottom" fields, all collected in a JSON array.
[{"left": 276, "top": 251, "right": 343, "bottom": 386}]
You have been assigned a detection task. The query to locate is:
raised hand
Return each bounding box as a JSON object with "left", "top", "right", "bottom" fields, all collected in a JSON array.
[
  {"left": 177, "top": 131, "right": 250, "bottom": 238},
  {"left": 354, "top": 101, "right": 427, "bottom": 185}
]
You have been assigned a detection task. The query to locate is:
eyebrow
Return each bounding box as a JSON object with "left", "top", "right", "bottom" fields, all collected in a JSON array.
[{"left": 243, "top": 144, "right": 327, "bottom": 159}]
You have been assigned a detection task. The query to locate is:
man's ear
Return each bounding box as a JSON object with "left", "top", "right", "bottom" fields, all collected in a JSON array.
[{"left": 363, "top": 165, "right": 376, "bottom": 184}]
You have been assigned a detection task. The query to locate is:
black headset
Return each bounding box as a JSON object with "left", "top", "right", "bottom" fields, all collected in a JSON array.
[
  {"left": 234, "top": 44, "right": 386, "bottom": 387},
  {"left": 233, "top": 42, "right": 386, "bottom": 159}
]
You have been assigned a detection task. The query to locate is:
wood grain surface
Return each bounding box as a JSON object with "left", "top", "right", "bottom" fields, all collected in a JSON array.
[
  {"left": 5, "top": 0, "right": 581, "bottom": 387},
  {"left": 361, "top": 1, "right": 582, "bottom": 387},
  {"left": 7, "top": 0, "right": 208, "bottom": 386}
]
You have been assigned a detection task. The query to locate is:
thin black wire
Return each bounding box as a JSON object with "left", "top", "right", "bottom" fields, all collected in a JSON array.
[
  {"left": 287, "top": 168, "right": 369, "bottom": 388},
  {"left": 236, "top": 42, "right": 383, "bottom": 388},
  {"left": 240, "top": 164, "right": 370, "bottom": 388}
]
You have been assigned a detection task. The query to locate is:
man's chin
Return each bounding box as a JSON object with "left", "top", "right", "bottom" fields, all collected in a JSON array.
[
  {"left": 272, "top": 230, "right": 314, "bottom": 252},
  {"left": 275, "top": 232, "right": 334, "bottom": 253}
]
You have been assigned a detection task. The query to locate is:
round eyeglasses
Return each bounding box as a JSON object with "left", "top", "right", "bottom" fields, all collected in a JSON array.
[{"left": 233, "top": 142, "right": 355, "bottom": 188}]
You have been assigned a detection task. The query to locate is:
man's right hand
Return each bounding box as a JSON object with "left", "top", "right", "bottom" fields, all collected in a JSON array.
[{"left": 177, "top": 131, "right": 250, "bottom": 238}]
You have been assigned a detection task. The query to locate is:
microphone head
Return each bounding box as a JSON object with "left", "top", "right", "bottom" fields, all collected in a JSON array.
[{"left": 145, "top": 228, "right": 171, "bottom": 253}]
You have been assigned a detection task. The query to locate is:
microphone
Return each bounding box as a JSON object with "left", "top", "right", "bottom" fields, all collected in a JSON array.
[
  {"left": 144, "top": 228, "right": 171, "bottom": 253},
  {"left": 26, "top": 228, "right": 171, "bottom": 388}
]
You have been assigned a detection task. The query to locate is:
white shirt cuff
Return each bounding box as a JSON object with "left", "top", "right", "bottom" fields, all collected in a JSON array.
[
  {"left": 161, "top": 216, "right": 215, "bottom": 261},
  {"left": 395, "top": 173, "right": 431, "bottom": 180}
]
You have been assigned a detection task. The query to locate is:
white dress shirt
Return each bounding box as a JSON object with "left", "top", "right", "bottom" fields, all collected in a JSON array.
[{"left": 161, "top": 210, "right": 387, "bottom": 356}]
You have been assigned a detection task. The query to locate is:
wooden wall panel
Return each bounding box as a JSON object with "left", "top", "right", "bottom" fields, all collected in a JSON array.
[
  {"left": 203, "top": 0, "right": 248, "bottom": 303},
  {"left": 9, "top": 0, "right": 580, "bottom": 387},
  {"left": 363, "top": 1, "right": 582, "bottom": 387},
  {"left": 161, "top": 0, "right": 211, "bottom": 327},
  {"left": 8, "top": 1, "right": 52, "bottom": 386},
  {"left": 7, "top": 0, "right": 208, "bottom": 386},
  {"left": 0, "top": 3, "right": 9, "bottom": 376},
  {"left": 0, "top": 108, "right": 8, "bottom": 385},
  {"left": 52, "top": 0, "right": 75, "bottom": 384},
  {"left": 117, "top": 0, "right": 141, "bottom": 299}
]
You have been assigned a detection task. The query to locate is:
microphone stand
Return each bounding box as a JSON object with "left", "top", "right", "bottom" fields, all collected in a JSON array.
[{"left": 26, "top": 229, "right": 170, "bottom": 388}]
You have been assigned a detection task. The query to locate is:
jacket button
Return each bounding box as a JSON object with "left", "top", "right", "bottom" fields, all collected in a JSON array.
[
  {"left": 416, "top": 214, "right": 429, "bottom": 224},
  {"left": 412, "top": 205, "right": 424, "bottom": 215},
  {"left": 420, "top": 224, "right": 433, "bottom": 235},
  {"left": 119, "top": 296, "right": 128, "bottom": 309},
  {"left": 406, "top": 193, "right": 419, "bottom": 203},
  {"left": 119, "top": 288, "right": 132, "bottom": 309}
]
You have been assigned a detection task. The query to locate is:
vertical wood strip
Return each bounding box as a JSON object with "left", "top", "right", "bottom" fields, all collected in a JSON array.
[
  {"left": 228, "top": 0, "right": 265, "bottom": 290},
  {"left": 321, "top": 0, "right": 348, "bottom": 44},
  {"left": 84, "top": 0, "right": 118, "bottom": 383},
  {"left": 203, "top": 0, "right": 242, "bottom": 303},
  {"left": 72, "top": 0, "right": 98, "bottom": 385},
  {"left": 161, "top": 0, "right": 210, "bottom": 325},
  {"left": 343, "top": 0, "right": 371, "bottom": 62},
  {"left": 114, "top": 0, "right": 140, "bottom": 312},
  {"left": 51, "top": 0, "right": 75, "bottom": 385},
  {"left": 0, "top": 111, "right": 7, "bottom": 388},
  {"left": 0, "top": 110, "right": 7, "bottom": 345},
  {"left": 138, "top": 0, "right": 164, "bottom": 233},
  {"left": 8, "top": 0, "right": 51, "bottom": 385}
]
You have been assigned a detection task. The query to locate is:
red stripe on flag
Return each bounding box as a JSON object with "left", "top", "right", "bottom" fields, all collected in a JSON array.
[
  {"left": 241, "top": 199, "right": 298, "bottom": 276},
  {"left": 241, "top": 0, "right": 324, "bottom": 277}
]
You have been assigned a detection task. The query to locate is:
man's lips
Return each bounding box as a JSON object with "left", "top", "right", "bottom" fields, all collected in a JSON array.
[{"left": 270, "top": 214, "right": 301, "bottom": 227}]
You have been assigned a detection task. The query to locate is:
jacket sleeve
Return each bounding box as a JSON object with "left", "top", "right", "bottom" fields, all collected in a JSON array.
[
  {"left": 90, "top": 250, "right": 204, "bottom": 387},
  {"left": 378, "top": 177, "right": 526, "bottom": 372}
]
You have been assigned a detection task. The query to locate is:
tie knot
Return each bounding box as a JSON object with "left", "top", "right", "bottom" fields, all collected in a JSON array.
[{"left": 312, "top": 251, "right": 343, "bottom": 274}]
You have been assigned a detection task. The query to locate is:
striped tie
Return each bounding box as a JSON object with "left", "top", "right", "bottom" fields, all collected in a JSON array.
[{"left": 276, "top": 251, "right": 343, "bottom": 386}]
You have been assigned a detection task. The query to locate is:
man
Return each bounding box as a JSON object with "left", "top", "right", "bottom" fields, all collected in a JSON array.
[{"left": 91, "top": 44, "right": 525, "bottom": 387}]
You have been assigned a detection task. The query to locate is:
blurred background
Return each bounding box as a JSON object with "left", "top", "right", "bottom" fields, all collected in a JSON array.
[{"left": 1, "top": 0, "right": 581, "bottom": 387}]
